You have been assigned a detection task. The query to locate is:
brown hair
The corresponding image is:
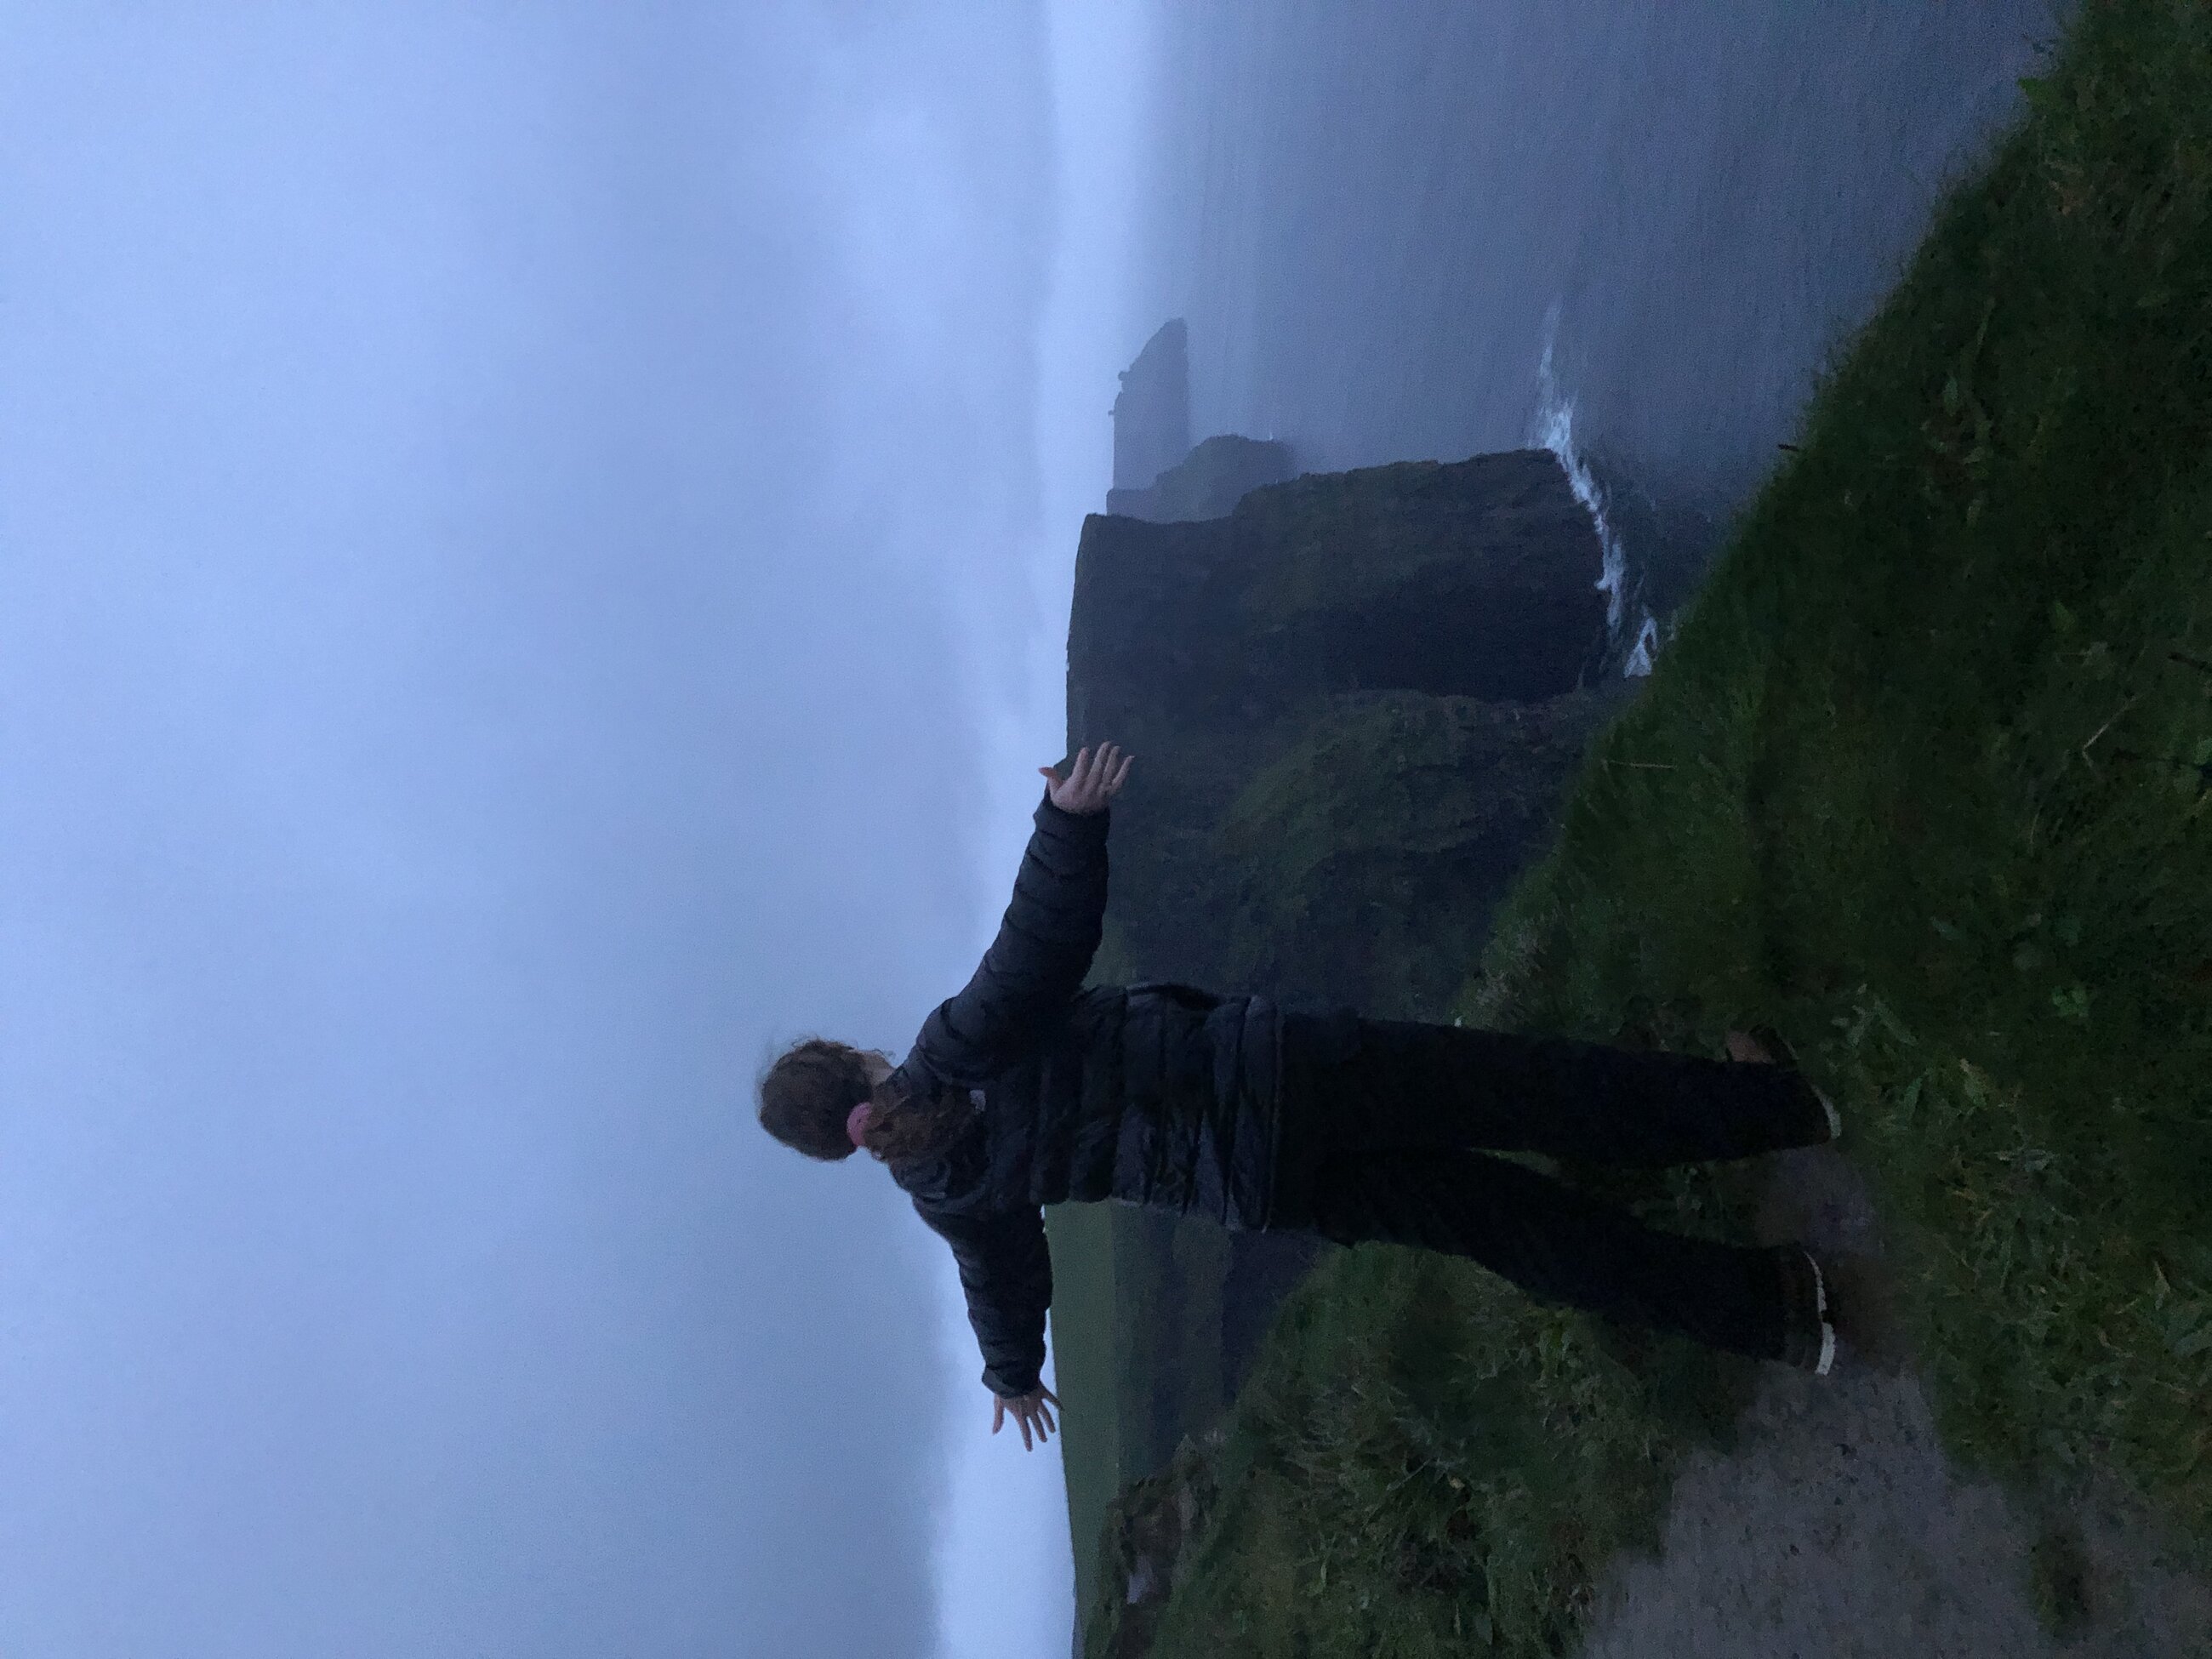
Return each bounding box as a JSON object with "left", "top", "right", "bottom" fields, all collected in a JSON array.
[{"left": 755, "top": 1037, "right": 976, "bottom": 1166}]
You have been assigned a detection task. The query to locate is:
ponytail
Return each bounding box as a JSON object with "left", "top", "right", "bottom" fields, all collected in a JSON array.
[
  {"left": 858, "top": 1069, "right": 978, "bottom": 1165},
  {"left": 758, "top": 1037, "right": 978, "bottom": 1166}
]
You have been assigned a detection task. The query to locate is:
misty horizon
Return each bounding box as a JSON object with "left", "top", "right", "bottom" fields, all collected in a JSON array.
[{"left": 0, "top": 5, "right": 1164, "bottom": 1654}]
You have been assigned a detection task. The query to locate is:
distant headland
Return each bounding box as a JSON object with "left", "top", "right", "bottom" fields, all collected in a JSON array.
[{"left": 1107, "top": 319, "right": 1299, "bottom": 522}]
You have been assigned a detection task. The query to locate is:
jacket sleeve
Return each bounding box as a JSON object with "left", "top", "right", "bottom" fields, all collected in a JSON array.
[
  {"left": 916, "top": 1201, "right": 1052, "bottom": 1397},
  {"left": 913, "top": 791, "right": 1109, "bottom": 1086}
]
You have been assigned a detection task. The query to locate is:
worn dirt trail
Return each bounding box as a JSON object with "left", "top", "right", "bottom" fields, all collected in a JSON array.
[{"left": 1576, "top": 1145, "right": 2212, "bottom": 1658}]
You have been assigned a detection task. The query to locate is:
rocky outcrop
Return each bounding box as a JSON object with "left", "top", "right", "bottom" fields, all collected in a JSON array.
[
  {"left": 1074, "top": 448, "right": 1613, "bottom": 750},
  {"left": 1080, "top": 1428, "right": 1228, "bottom": 1659},
  {"left": 1070, "top": 448, "right": 1627, "bottom": 1012},
  {"left": 1106, "top": 435, "right": 1298, "bottom": 522},
  {"left": 1111, "top": 319, "right": 1191, "bottom": 493}
]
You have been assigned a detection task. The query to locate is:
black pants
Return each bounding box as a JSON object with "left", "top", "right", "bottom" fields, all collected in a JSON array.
[{"left": 1290, "top": 1018, "right": 1831, "bottom": 1364}]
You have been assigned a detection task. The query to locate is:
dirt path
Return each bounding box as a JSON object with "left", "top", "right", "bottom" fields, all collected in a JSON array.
[{"left": 1576, "top": 1145, "right": 2212, "bottom": 1658}]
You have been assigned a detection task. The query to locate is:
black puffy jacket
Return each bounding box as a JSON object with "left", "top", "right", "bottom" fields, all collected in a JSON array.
[{"left": 887, "top": 793, "right": 1296, "bottom": 1398}]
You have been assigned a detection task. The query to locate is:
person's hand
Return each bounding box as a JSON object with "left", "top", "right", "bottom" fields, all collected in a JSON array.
[
  {"left": 1039, "top": 743, "right": 1132, "bottom": 816},
  {"left": 991, "top": 1384, "right": 1061, "bottom": 1451}
]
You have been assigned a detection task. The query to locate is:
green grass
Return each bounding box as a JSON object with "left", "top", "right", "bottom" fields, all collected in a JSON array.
[
  {"left": 1058, "top": 1204, "right": 1238, "bottom": 1622},
  {"left": 1467, "top": 0, "right": 2212, "bottom": 1536},
  {"left": 1046, "top": 1201, "right": 1122, "bottom": 1625},
  {"left": 1111, "top": 1226, "right": 1760, "bottom": 1659},
  {"left": 1123, "top": 1212, "right": 1232, "bottom": 1467},
  {"left": 1109, "top": 2, "right": 2212, "bottom": 1652},
  {"left": 1215, "top": 686, "right": 1636, "bottom": 1018}
]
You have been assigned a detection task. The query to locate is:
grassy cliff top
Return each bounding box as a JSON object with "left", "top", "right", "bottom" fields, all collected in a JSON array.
[{"left": 1111, "top": 1, "right": 2212, "bottom": 1652}]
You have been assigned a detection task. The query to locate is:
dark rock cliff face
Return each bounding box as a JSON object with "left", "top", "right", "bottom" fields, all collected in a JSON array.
[
  {"left": 1075, "top": 449, "right": 1612, "bottom": 744},
  {"left": 1105, "top": 434, "right": 1298, "bottom": 523},
  {"left": 1111, "top": 319, "right": 1191, "bottom": 493},
  {"left": 1069, "top": 447, "right": 1627, "bottom": 1009}
]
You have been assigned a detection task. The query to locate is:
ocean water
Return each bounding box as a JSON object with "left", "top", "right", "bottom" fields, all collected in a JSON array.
[{"left": 1128, "top": 0, "right": 2068, "bottom": 674}]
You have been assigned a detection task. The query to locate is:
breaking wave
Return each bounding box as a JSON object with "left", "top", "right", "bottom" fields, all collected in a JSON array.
[{"left": 1528, "top": 301, "right": 1662, "bottom": 678}]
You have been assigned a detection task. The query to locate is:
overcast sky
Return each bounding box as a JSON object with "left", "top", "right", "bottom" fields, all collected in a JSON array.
[{"left": 0, "top": 4, "right": 1156, "bottom": 1654}]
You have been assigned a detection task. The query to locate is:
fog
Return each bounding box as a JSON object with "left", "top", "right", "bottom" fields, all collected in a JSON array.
[{"left": 0, "top": 3, "right": 1146, "bottom": 1653}]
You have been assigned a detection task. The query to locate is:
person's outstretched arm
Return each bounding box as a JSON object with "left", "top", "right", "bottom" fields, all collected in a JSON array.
[
  {"left": 910, "top": 744, "right": 1132, "bottom": 1086},
  {"left": 916, "top": 1200, "right": 1059, "bottom": 1446}
]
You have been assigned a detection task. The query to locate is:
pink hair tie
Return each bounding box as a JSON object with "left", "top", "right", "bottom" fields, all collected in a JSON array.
[{"left": 847, "top": 1103, "right": 872, "bottom": 1149}]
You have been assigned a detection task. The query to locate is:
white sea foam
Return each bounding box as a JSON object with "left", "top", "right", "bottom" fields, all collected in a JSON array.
[{"left": 1529, "top": 301, "right": 1662, "bottom": 678}]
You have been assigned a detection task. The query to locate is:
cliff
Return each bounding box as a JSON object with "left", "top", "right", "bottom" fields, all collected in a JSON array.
[
  {"left": 1069, "top": 447, "right": 1628, "bottom": 1009},
  {"left": 1111, "top": 319, "right": 1192, "bottom": 493},
  {"left": 1105, "top": 435, "right": 1298, "bottom": 523}
]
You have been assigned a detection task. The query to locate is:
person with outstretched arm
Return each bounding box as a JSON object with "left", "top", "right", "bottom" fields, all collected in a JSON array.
[{"left": 755, "top": 742, "right": 1845, "bottom": 1450}]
